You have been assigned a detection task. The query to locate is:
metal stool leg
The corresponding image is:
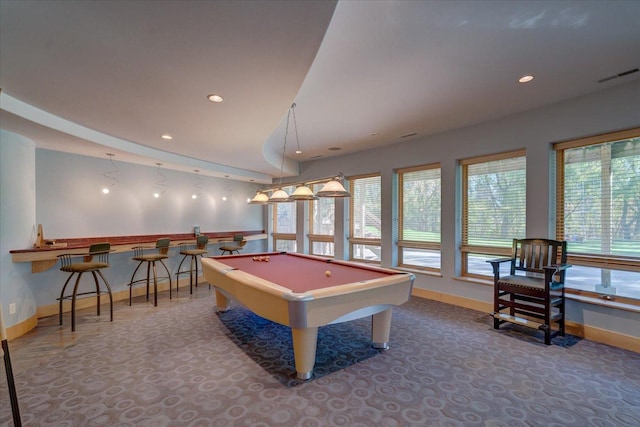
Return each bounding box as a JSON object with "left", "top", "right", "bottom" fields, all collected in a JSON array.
[
  {"left": 1, "top": 304, "right": 22, "bottom": 427},
  {"left": 59, "top": 273, "right": 75, "bottom": 325}
]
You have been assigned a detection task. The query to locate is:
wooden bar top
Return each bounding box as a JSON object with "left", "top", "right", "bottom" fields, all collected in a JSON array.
[{"left": 11, "top": 230, "right": 267, "bottom": 273}]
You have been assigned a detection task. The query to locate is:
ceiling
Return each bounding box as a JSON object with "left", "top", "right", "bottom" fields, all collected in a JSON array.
[{"left": 1, "top": 0, "right": 639, "bottom": 184}]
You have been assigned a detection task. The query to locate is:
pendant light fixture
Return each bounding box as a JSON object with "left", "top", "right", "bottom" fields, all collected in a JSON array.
[
  {"left": 248, "top": 191, "right": 269, "bottom": 204},
  {"left": 247, "top": 103, "right": 350, "bottom": 203},
  {"left": 269, "top": 104, "right": 298, "bottom": 203},
  {"left": 316, "top": 173, "right": 351, "bottom": 198}
]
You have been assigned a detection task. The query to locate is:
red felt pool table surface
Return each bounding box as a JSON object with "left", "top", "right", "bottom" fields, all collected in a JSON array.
[
  {"left": 202, "top": 251, "right": 414, "bottom": 380},
  {"left": 213, "top": 252, "right": 398, "bottom": 293}
]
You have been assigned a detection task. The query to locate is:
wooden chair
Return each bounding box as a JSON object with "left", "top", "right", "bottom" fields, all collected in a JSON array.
[
  {"left": 128, "top": 238, "right": 172, "bottom": 306},
  {"left": 176, "top": 235, "right": 209, "bottom": 294},
  {"left": 57, "top": 242, "right": 113, "bottom": 331},
  {"left": 219, "top": 234, "right": 246, "bottom": 255},
  {"left": 489, "top": 238, "right": 571, "bottom": 345}
]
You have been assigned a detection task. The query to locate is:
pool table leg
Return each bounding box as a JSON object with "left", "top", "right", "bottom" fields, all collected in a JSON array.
[
  {"left": 291, "top": 326, "right": 318, "bottom": 381},
  {"left": 371, "top": 308, "right": 393, "bottom": 350},
  {"left": 214, "top": 290, "right": 231, "bottom": 312}
]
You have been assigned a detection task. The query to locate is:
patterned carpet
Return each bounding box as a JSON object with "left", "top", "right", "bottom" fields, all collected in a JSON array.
[{"left": 1, "top": 290, "right": 639, "bottom": 426}]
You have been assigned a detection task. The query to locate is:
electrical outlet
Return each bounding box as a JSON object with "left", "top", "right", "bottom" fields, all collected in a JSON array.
[{"left": 9, "top": 303, "right": 16, "bottom": 315}]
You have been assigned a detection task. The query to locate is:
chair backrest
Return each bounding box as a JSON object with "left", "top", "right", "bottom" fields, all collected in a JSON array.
[
  {"left": 511, "top": 238, "right": 567, "bottom": 277},
  {"left": 156, "top": 238, "right": 171, "bottom": 255},
  {"left": 88, "top": 242, "right": 111, "bottom": 264},
  {"left": 196, "top": 235, "right": 209, "bottom": 249},
  {"left": 233, "top": 234, "right": 244, "bottom": 242}
]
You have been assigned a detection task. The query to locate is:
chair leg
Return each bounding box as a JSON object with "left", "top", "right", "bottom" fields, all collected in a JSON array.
[
  {"left": 151, "top": 261, "right": 158, "bottom": 307},
  {"left": 559, "top": 290, "right": 566, "bottom": 337},
  {"left": 90, "top": 271, "right": 101, "bottom": 317},
  {"left": 189, "top": 255, "right": 195, "bottom": 294},
  {"left": 158, "top": 259, "right": 172, "bottom": 300},
  {"left": 129, "top": 261, "right": 145, "bottom": 306},
  {"left": 176, "top": 254, "right": 189, "bottom": 294},
  {"left": 175, "top": 255, "right": 189, "bottom": 299},
  {"left": 196, "top": 255, "right": 209, "bottom": 290},
  {"left": 71, "top": 273, "right": 84, "bottom": 332},
  {"left": 493, "top": 284, "right": 501, "bottom": 330},
  {"left": 146, "top": 262, "right": 152, "bottom": 301},
  {"left": 96, "top": 270, "right": 114, "bottom": 322},
  {"left": 59, "top": 273, "right": 75, "bottom": 326}
]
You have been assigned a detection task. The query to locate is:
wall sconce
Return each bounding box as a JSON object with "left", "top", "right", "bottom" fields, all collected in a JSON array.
[
  {"left": 191, "top": 169, "right": 202, "bottom": 199},
  {"left": 101, "top": 153, "right": 119, "bottom": 194},
  {"left": 153, "top": 163, "right": 167, "bottom": 198}
]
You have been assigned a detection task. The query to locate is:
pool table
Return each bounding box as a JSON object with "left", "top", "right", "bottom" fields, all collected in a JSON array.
[{"left": 201, "top": 252, "right": 415, "bottom": 380}]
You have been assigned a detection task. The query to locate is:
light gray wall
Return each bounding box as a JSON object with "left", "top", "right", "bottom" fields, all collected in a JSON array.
[
  {"left": 1, "top": 145, "right": 267, "bottom": 328},
  {"left": 292, "top": 79, "right": 640, "bottom": 339},
  {"left": 0, "top": 130, "right": 38, "bottom": 328},
  {"left": 36, "top": 149, "right": 264, "bottom": 237}
]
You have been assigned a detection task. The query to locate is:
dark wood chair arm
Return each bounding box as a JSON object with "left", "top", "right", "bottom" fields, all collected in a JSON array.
[
  {"left": 487, "top": 257, "right": 513, "bottom": 265},
  {"left": 543, "top": 263, "right": 572, "bottom": 271}
]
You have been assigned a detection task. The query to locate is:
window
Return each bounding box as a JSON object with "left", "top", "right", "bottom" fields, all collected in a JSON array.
[
  {"left": 349, "top": 174, "right": 381, "bottom": 262},
  {"left": 461, "top": 150, "right": 526, "bottom": 278},
  {"left": 555, "top": 128, "right": 640, "bottom": 302},
  {"left": 272, "top": 185, "right": 297, "bottom": 252},
  {"left": 309, "top": 183, "right": 335, "bottom": 257},
  {"left": 398, "top": 164, "right": 441, "bottom": 271}
]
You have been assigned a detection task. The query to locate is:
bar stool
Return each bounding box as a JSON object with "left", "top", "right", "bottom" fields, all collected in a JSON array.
[
  {"left": 219, "top": 234, "right": 247, "bottom": 255},
  {"left": 176, "top": 235, "right": 209, "bottom": 294},
  {"left": 57, "top": 242, "right": 113, "bottom": 332},
  {"left": 128, "top": 238, "right": 172, "bottom": 306}
]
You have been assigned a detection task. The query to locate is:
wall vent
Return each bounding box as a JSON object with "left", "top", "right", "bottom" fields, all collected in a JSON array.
[
  {"left": 597, "top": 68, "right": 639, "bottom": 83},
  {"left": 400, "top": 132, "right": 417, "bottom": 138}
]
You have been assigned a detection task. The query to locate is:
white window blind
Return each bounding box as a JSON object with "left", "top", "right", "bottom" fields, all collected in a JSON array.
[
  {"left": 558, "top": 135, "right": 640, "bottom": 259},
  {"left": 462, "top": 152, "right": 526, "bottom": 248},
  {"left": 311, "top": 183, "right": 335, "bottom": 236},
  {"left": 349, "top": 175, "right": 381, "bottom": 239},
  {"left": 399, "top": 166, "right": 441, "bottom": 243},
  {"left": 273, "top": 185, "right": 296, "bottom": 234}
]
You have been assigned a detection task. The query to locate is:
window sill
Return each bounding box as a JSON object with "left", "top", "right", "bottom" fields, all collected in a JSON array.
[
  {"left": 566, "top": 291, "right": 640, "bottom": 313},
  {"left": 396, "top": 266, "right": 442, "bottom": 278},
  {"left": 452, "top": 276, "right": 493, "bottom": 287}
]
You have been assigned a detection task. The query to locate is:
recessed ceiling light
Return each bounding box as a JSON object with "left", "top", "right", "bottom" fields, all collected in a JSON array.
[
  {"left": 161, "top": 134, "right": 173, "bottom": 140},
  {"left": 207, "top": 94, "right": 224, "bottom": 103},
  {"left": 519, "top": 75, "right": 534, "bottom": 83}
]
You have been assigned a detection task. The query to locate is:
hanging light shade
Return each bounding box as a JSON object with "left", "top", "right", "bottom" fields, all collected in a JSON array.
[
  {"left": 316, "top": 178, "right": 350, "bottom": 197},
  {"left": 269, "top": 188, "right": 292, "bottom": 202},
  {"left": 290, "top": 185, "right": 318, "bottom": 201},
  {"left": 248, "top": 192, "right": 269, "bottom": 204}
]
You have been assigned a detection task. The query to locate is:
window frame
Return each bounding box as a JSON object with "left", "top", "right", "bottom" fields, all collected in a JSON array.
[
  {"left": 397, "top": 163, "right": 442, "bottom": 272},
  {"left": 554, "top": 127, "right": 640, "bottom": 303},
  {"left": 308, "top": 182, "right": 335, "bottom": 258},
  {"left": 348, "top": 173, "right": 382, "bottom": 263},
  {"left": 460, "top": 149, "right": 527, "bottom": 279},
  {"left": 271, "top": 185, "right": 297, "bottom": 251}
]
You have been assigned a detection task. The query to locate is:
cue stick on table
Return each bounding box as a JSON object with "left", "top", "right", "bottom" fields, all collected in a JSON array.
[{"left": 1, "top": 302, "right": 22, "bottom": 426}]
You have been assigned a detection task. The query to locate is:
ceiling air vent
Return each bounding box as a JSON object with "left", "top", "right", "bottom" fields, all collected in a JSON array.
[
  {"left": 597, "top": 68, "right": 639, "bottom": 83},
  {"left": 400, "top": 132, "right": 417, "bottom": 138}
]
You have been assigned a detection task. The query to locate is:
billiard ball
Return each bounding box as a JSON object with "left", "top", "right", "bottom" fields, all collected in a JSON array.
[{"left": 325, "top": 270, "right": 331, "bottom": 277}]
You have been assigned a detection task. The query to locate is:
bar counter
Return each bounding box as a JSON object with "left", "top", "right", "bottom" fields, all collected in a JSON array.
[{"left": 11, "top": 230, "right": 267, "bottom": 273}]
